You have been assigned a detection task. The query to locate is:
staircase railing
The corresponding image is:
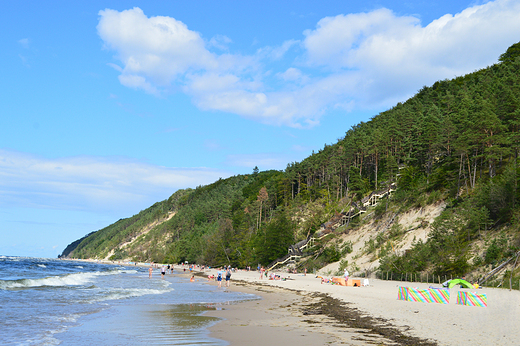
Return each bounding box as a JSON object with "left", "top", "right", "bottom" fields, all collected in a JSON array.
[
  {"left": 267, "top": 183, "right": 397, "bottom": 272},
  {"left": 478, "top": 251, "right": 520, "bottom": 285}
]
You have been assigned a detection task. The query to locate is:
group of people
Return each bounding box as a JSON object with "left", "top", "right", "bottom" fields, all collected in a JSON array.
[
  {"left": 147, "top": 264, "right": 171, "bottom": 278},
  {"left": 147, "top": 263, "right": 191, "bottom": 279},
  {"left": 318, "top": 268, "right": 349, "bottom": 284},
  {"left": 216, "top": 266, "right": 232, "bottom": 288},
  {"left": 258, "top": 266, "right": 310, "bottom": 280},
  {"left": 268, "top": 272, "right": 294, "bottom": 281}
]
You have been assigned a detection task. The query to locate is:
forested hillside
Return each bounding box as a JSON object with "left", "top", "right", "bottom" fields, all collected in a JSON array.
[{"left": 63, "top": 43, "right": 520, "bottom": 285}]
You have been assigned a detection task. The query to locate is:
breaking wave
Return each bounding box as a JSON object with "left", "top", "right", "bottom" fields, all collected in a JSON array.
[
  {"left": 92, "top": 287, "right": 174, "bottom": 302},
  {"left": 0, "top": 270, "right": 113, "bottom": 290}
]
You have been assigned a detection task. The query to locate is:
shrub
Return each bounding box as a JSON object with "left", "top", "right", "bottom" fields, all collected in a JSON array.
[
  {"left": 341, "top": 241, "right": 353, "bottom": 255},
  {"left": 485, "top": 237, "right": 508, "bottom": 264},
  {"left": 321, "top": 245, "right": 341, "bottom": 263}
]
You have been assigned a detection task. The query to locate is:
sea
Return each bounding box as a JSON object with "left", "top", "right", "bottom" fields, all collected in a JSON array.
[{"left": 0, "top": 256, "right": 257, "bottom": 346}]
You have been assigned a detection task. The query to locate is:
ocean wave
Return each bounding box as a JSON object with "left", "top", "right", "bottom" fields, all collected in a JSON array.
[
  {"left": 48, "top": 312, "right": 85, "bottom": 324},
  {"left": 93, "top": 287, "right": 174, "bottom": 302},
  {"left": 118, "top": 269, "right": 138, "bottom": 274},
  {"left": 0, "top": 271, "right": 111, "bottom": 290}
]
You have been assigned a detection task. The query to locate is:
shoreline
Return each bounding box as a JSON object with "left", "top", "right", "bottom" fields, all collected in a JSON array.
[
  {"left": 198, "top": 269, "right": 520, "bottom": 346},
  {"left": 204, "top": 280, "right": 433, "bottom": 345},
  {"left": 61, "top": 260, "right": 520, "bottom": 345},
  {"left": 202, "top": 274, "right": 435, "bottom": 345}
]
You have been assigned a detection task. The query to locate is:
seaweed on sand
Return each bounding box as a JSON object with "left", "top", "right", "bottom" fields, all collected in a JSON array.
[{"left": 301, "top": 293, "right": 438, "bottom": 346}]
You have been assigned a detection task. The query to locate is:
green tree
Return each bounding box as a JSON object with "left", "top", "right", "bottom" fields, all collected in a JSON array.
[
  {"left": 255, "top": 211, "right": 294, "bottom": 265},
  {"left": 499, "top": 41, "right": 520, "bottom": 64}
]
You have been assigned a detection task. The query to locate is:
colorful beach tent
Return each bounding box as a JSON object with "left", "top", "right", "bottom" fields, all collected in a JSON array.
[{"left": 444, "top": 279, "right": 475, "bottom": 289}]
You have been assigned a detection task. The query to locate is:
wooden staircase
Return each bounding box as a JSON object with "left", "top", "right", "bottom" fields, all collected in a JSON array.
[{"left": 266, "top": 183, "right": 397, "bottom": 271}]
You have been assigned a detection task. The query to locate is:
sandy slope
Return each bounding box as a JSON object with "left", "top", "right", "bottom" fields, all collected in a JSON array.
[{"left": 319, "top": 202, "right": 446, "bottom": 276}]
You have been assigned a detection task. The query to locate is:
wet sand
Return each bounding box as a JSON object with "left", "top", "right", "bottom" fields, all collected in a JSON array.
[{"left": 200, "top": 269, "right": 520, "bottom": 346}]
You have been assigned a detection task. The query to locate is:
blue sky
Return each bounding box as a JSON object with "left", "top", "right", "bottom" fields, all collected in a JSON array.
[{"left": 1, "top": 0, "right": 519, "bottom": 258}]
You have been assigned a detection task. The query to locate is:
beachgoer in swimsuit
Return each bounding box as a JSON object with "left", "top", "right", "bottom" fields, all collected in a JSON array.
[
  {"left": 161, "top": 265, "right": 166, "bottom": 279},
  {"left": 225, "top": 268, "right": 231, "bottom": 287},
  {"left": 217, "top": 270, "right": 223, "bottom": 288}
]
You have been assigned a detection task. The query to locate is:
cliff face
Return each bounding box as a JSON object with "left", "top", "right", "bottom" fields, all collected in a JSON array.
[
  {"left": 102, "top": 211, "right": 177, "bottom": 260},
  {"left": 62, "top": 197, "right": 177, "bottom": 260},
  {"left": 318, "top": 202, "right": 446, "bottom": 276}
]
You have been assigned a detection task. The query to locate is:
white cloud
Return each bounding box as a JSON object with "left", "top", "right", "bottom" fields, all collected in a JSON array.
[
  {"left": 18, "top": 54, "right": 29, "bottom": 67},
  {"left": 97, "top": 1, "right": 520, "bottom": 127},
  {"left": 118, "top": 74, "right": 159, "bottom": 95},
  {"left": 18, "top": 38, "right": 30, "bottom": 49},
  {"left": 277, "top": 67, "right": 306, "bottom": 83},
  {"left": 0, "top": 149, "right": 231, "bottom": 213},
  {"left": 257, "top": 39, "right": 300, "bottom": 60},
  {"left": 208, "top": 34, "right": 232, "bottom": 51},
  {"left": 97, "top": 7, "right": 217, "bottom": 87},
  {"left": 303, "top": 8, "right": 420, "bottom": 67},
  {"left": 107, "top": 62, "right": 123, "bottom": 72},
  {"left": 302, "top": 0, "right": 520, "bottom": 106}
]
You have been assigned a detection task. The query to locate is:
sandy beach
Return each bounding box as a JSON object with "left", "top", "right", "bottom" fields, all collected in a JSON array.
[{"left": 199, "top": 269, "right": 520, "bottom": 346}]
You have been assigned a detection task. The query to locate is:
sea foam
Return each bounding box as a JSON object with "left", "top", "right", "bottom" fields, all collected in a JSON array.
[
  {"left": 0, "top": 271, "right": 111, "bottom": 290},
  {"left": 92, "top": 287, "right": 174, "bottom": 302}
]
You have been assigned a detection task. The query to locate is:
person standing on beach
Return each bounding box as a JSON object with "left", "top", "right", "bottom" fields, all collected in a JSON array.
[
  {"left": 344, "top": 268, "right": 349, "bottom": 285},
  {"left": 225, "top": 267, "right": 231, "bottom": 287},
  {"left": 161, "top": 265, "right": 166, "bottom": 279},
  {"left": 217, "top": 269, "right": 223, "bottom": 288},
  {"left": 260, "top": 267, "right": 265, "bottom": 279},
  {"left": 149, "top": 265, "right": 153, "bottom": 278}
]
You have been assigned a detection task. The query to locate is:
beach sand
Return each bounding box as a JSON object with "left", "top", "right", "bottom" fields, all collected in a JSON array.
[{"left": 199, "top": 269, "right": 520, "bottom": 346}]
